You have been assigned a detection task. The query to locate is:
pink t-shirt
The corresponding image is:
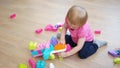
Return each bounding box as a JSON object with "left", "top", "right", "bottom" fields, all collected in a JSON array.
[{"left": 64, "top": 19, "right": 94, "bottom": 43}]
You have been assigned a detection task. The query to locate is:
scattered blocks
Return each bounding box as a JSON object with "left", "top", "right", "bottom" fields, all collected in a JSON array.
[
  {"left": 44, "top": 24, "right": 57, "bottom": 32},
  {"left": 29, "top": 58, "right": 36, "bottom": 68},
  {"left": 94, "top": 30, "right": 101, "bottom": 34},
  {"left": 108, "top": 49, "right": 120, "bottom": 57},
  {"left": 10, "top": 13, "right": 16, "bottom": 19},
  {"left": 35, "top": 28, "right": 43, "bottom": 34},
  {"left": 29, "top": 41, "right": 37, "bottom": 50},
  {"left": 19, "top": 63, "right": 27, "bottom": 68},
  {"left": 36, "top": 60, "right": 46, "bottom": 68},
  {"left": 114, "top": 58, "right": 120, "bottom": 64}
]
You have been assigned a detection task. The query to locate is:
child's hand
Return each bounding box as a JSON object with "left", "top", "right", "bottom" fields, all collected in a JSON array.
[{"left": 58, "top": 52, "right": 68, "bottom": 58}]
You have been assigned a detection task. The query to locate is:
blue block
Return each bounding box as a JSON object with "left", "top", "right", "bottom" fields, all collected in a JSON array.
[
  {"left": 42, "top": 45, "right": 54, "bottom": 60},
  {"left": 31, "top": 50, "right": 38, "bottom": 56},
  {"left": 36, "top": 60, "right": 46, "bottom": 68}
]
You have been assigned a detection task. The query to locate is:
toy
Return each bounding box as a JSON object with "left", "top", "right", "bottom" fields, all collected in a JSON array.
[
  {"left": 29, "top": 41, "right": 37, "bottom": 50},
  {"left": 54, "top": 43, "right": 66, "bottom": 50},
  {"left": 41, "top": 43, "right": 71, "bottom": 60},
  {"left": 54, "top": 22, "right": 63, "bottom": 28},
  {"left": 36, "top": 60, "right": 46, "bottom": 68},
  {"left": 29, "top": 58, "right": 36, "bottom": 68},
  {"left": 10, "top": 13, "right": 16, "bottom": 19},
  {"left": 65, "top": 44, "right": 72, "bottom": 52},
  {"left": 58, "top": 27, "right": 62, "bottom": 32},
  {"left": 49, "top": 63, "right": 55, "bottom": 68},
  {"left": 48, "top": 53, "right": 55, "bottom": 60},
  {"left": 94, "top": 30, "right": 101, "bottom": 34},
  {"left": 19, "top": 63, "right": 27, "bottom": 68},
  {"left": 35, "top": 28, "right": 43, "bottom": 34},
  {"left": 108, "top": 49, "right": 120, "bottom": 57},
  {"left": 31, "top": 50, "right": 42, "bottom": 57},
  {"left": 44, "top": 24, "right": 57, "bottom": 32},
  {"left": 113, "top": 58, "right": 120, "bottom": 64},
  {"left": 42, "top": 44, "right": 54, "bottom": 60},
  {"left": 50, "top": 36, "right": 58, "bottom": 46},
  {"left": 37, "top": 40, "right": 50, "bottom": 50}
]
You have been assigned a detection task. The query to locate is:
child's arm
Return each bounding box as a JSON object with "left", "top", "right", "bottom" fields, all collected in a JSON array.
[
  {"left": 58, "top": 38, "right": 85, "bottom": 58},
  {"left": 60, "top": 23, "right": 67, "bottom": 44}
]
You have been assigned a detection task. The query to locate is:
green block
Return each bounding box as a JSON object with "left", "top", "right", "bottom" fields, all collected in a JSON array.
[
  {"left": 114, "top": 58, "right": 120, "bottom": 64},
  {"left": 49, "top": 54, "right": 55, "bottom": 60},
  {"left": 29, "top": 41, "right": 37, "bottom": 50},
  {"left": 19, "top": 63, "right": 27, "bottom": 68}
]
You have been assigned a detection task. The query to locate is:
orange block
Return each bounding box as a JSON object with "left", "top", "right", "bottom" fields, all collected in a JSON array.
[{"left": 54, "top": 43, "right": 66, "bottom": 50}]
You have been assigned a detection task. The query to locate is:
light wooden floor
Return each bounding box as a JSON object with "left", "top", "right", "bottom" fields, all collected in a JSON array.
[{"left": 0, "top": 0, "right": 120, "bottom": 68}]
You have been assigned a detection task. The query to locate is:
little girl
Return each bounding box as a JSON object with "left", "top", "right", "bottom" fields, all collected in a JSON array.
[{"left": 57, "top": 5, "right": 107, "bottom": 59}]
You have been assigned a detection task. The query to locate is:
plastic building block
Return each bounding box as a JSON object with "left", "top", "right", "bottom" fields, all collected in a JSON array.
[
  {"left": 94, "top": 30, "right": 101, "bottom": 34},
  {"left": 36, "top": 60, "right": 46, "bottom": 68},
  {"left": 54, "top": 43, "right": 66, "bottom": 50},
  {"left": 108, "top": 49, "right": 120, "bottom": 57},
  {"left": 58, "top": 27, "right": 62, "bottom": 32},
  {"left": 58, "top": 57, "right": 63, "bottom": 61},
  {"left": 29, "top": 58, "right": 36, "bottom": 68},
  {"left": 49, "top": 63, "right": 55, "bottom": 68},
  {"left": 48, "top": 53, "right": 55, "bottom": 60},
  {"left": 54, "top": 23, "right": 63, "bottom": 29},
  {"left": 19, "top": 63, "right": 27, "bottom": 68},
  {"left": 35, "top": 28, "right": 43, "bottom": 34},
  {"left": 65, "top": 44, "right": 72, "bottom": 52},
  {"left": 44, "top": 24, "right": 57, "bottom": 32},
  {"left": 50, "top": 43, "right": 66, "bottom": 54},
  {"left": 42, "top": 44, "right": 54, "bottom": 60},
  {"left": 29, "top": 41, "right": 37, "bottom": 50},
  {"left": 10, "top": 13, "right": 16, "bottom": 19},
  {"left": 31, "top": 50, "right": 42, "bottom": 57},
  {"left": 114, "top": 58, "right": 120, "bottom": 64},
  {"left": 50, "top": 36, "right": 58, "bottom": 46},
  {"left": 37, "top": 41, "right": 50, "bottom": 50}
]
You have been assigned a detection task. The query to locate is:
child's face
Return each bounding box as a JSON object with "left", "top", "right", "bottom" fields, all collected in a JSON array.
[{"left": 68, "top": 20, "right": 80, "bottom": 29}]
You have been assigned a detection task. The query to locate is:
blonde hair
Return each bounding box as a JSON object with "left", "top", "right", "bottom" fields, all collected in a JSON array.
[{"left": 66, "top": 5, "right": 88, "bottom": 26}]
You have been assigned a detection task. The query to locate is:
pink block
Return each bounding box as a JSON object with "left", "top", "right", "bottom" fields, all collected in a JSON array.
[
  {"left": 35, "top": 28, "right": 43, "bottom": 34},
  {"left": 65, "top": 44, "right": 72, "bottom": 52},
  {"left": 37, "top": 41, "right": 50, "bottom": 50},
  {"left": 37, "top": 43, "right": 45, "bottom": 50},
  {"left": 10, "top": 13, "right": 16, "bottom": 19},
  {"left": 94, "top": 30, "right": 101, "bottom": 34},
  {"left": 29, "top": 58, "right": 36, "bottom": 68},
  {"left": 44, "top": 24, "right": 57, "bottom": 32},
  {"left": 44, "top": 40, "right": 50, "bottom": 48}
]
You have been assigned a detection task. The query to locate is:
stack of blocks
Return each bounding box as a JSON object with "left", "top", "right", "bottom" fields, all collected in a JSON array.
[{"left": 28, "top": 36, "right": 72, "bottom": 60}]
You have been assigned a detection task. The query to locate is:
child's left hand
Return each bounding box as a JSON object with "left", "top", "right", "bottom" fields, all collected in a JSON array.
[{"left": 58, "top": 52, "right": 68, "bottom": 58}]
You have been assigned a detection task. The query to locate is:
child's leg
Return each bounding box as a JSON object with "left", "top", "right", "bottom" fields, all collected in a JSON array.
[
  {"left": 65, "top": 35, "right": 77, "bottom": 47},
  {"left": 78, "top": 41, "right": 98, "bottom": 59},
  {"left": 93, "top": 40, "right": 107, "bottom": 47}
]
